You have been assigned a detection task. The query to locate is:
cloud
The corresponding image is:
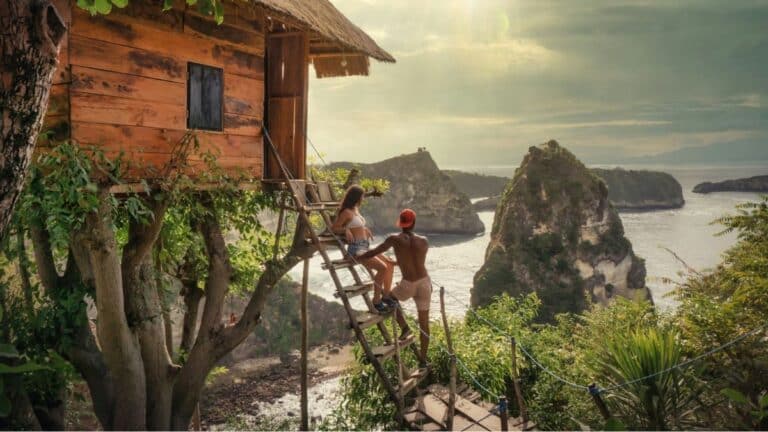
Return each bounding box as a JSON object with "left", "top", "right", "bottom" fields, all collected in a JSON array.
[{"left": 310, "top": 0, "right": 768, "bottom": 165}]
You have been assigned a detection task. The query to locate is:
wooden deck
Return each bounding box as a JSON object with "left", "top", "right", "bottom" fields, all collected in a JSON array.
[{"left": 405, "top": 384, "right": 536, "bottom": 431}]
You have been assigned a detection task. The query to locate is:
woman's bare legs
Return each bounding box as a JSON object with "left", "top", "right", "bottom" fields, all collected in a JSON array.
[{"left": 361, "top": 255, "right": 392, "bottom": 304}]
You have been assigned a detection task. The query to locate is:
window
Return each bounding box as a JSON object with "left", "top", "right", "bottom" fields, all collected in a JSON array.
[{"left": 187, "top": 63, "right": 223, "bottom": 131}]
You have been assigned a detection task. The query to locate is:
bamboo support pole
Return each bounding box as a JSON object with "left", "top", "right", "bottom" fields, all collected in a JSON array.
[
  {"left": 510, "top": 337, "right": 528, "bottom": 423},
  {"left": 589, "top": 384, "right": 611, "bottom": 420},
  {"left": 300, "top": 259, "right": 309, "bottom": 431},
  {"left": 439, "top": 287, "right": 457, "bottom": 430}
]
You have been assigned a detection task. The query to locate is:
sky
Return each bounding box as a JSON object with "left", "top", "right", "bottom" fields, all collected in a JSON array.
[{"left": 306, "top": 0, "right": 768, "bottom": 167}]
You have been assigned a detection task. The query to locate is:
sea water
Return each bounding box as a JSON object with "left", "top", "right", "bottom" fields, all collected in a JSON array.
[{"left": 289, "top": 165, "right": 766, "bottom": 317}]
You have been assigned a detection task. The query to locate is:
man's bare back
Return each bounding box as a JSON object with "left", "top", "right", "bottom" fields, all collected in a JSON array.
[{"left": 388, "top": 232, "right": 429, "bottom": 281}]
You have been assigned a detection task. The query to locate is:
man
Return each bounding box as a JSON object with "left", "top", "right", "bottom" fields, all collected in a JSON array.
[{"left": 358, "top": 209, "right": 431, "bottom": 366}]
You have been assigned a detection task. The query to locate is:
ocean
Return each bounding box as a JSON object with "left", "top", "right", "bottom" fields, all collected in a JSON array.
[{"left": 289, "top": 164, "right": 766, "bottom": 317}]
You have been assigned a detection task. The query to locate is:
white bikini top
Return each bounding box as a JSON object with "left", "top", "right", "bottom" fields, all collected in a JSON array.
[{"left": 347, "top": 211, "right": 366, "bottom": 229}]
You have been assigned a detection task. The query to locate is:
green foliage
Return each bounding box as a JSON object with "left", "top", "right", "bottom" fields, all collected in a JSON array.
[
  {"left": 77, "top": 0, "right": 226, "bottom": 25},
  {"left": 673, "top": 196, "right": 768, "bottom": 429}
]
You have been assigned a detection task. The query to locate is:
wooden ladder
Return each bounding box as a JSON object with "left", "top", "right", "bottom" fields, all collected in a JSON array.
[{"left": 264, "top": 138, "right": 428, "bottom": 422}]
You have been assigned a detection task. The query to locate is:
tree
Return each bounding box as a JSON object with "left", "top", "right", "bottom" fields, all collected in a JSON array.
[{"left": 0, "top": 0, "right": 67, "bottom": 240}]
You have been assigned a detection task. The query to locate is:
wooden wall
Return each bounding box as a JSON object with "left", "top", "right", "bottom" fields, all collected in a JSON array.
[{"left": 41, "top": 0, "right": 267, "bottom": 180}]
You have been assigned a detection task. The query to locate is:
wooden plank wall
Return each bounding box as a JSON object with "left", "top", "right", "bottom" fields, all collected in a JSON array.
[
  {"left": 41, "top": 0, "right": 73, "bottom": 144},
  {"left": 41, "top": 0, "right": 267, "bottom": 180}
]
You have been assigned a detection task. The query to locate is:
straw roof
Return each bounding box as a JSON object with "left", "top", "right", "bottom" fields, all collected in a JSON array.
[{"left": 254, "top": 0, "right": 395, "bottom": 63}]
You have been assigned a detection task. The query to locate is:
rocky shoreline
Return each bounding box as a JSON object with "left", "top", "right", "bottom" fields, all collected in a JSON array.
[{"left": 202, "top": 344, "right": 354, "bottom": 430}]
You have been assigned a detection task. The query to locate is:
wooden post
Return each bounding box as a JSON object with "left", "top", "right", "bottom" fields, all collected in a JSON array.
[
  {"left": 272, "top": 194, "right": 286, "bottom": 261},
  {"left": 499, "top": 396, "right": 509, "bottom": 431},
  {"left": 510, "top": 337, "right": 528, "bottom": 423},
  {"left": 300, "top": 258, "right": 309, "bottom": 431},
  {"left": 588, "top": 383, "right": 611, "bottom": 420},
  {"left": 392, "top": 305, "right": 405, "bottom": 426},
  {"left": 440, "top": 287, "right": 456, "bottom": 431}
]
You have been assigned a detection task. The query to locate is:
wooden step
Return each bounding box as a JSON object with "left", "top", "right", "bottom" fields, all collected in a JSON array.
[
  {"left": 304, "top": 202, "right": 339, "bottom": 211},
  {"left": 371, "top": 333, "right": 416, "bottom": 361},
  {"left": 352, "top": 311, "right": 391, "bottom": 330},
  {"left": 321, "top": 258, "right": 355, "bottom": 271},
  {"left": 396, "top": 367, "right": 429, "bottom": 395},
  {"left": 334, "top": 282, "right": 374, "bottom": 299},
  {"left": 306, "top": 233, "right": 342, "bottom": 247}
]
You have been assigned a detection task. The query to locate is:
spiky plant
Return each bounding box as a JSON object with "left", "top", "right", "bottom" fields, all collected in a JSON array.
[{"left": 593, "top": 328, "right": 701, "bottom": 430}]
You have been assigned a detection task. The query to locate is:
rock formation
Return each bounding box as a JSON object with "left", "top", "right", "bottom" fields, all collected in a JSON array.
[
  {"left": 330, "top": 152, "right": 484, "bottom": 234},
  {"left": 693, "top": 175, "right": 768, "bottom": 194},
  {"left": 472, "top": 141, "right": 651, "bottom": 321},
  {"left": 592, "top": 168, "right": 684, "bottom": 210}
]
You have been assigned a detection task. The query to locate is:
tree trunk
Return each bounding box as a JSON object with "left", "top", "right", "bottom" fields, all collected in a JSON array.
[
  {"left": 73, "top": 192, "right": 147, "bottom": 430},
  {"left": 121, "top": 199, "right": 176, "bottom": 430},
  {"left": 0, "top": 0, "right": 66, "bottom": 240}
]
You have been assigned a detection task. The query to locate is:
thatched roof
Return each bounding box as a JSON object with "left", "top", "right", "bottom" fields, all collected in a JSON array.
[{"left": 254, "top": 0, "right": 395, "bottom": 77}]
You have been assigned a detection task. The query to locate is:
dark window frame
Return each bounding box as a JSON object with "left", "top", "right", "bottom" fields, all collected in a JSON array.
[{"left": 187, "top": 62, "right": 224, "bottom": 132}]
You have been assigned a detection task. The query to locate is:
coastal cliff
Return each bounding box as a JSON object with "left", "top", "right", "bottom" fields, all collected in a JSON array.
[
  {"left": 330, "top": 152, "right": 484, "bottom": 234},
  {"left": 693, "top": 175, "right": 768, "bottom": 194},
  {"left": 592, "top": 168, "right": 684, "bottom": 210},
  {"left": 471, "top": 141, "right": 652, "bottom": 321},
  {"left": 450, "top": 168, "right": 684, "bottom": 211}
]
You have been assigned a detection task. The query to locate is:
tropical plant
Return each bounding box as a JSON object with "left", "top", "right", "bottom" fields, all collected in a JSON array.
[{"left": 590, "top": 328, "right": 701, "bottom": 430}]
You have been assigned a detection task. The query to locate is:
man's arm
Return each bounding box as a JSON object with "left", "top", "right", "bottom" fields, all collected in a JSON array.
[{"left": 357, "top": 236, "right": 394, "bottom": 260}]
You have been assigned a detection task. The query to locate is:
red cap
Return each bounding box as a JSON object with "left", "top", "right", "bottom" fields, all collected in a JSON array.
[{"left": 396, "top": 208, "right": 416, "bottom": 229}]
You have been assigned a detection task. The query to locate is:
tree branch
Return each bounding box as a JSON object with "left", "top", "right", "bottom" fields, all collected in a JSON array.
[
  {"left": 195, "top": 194, "right": 233, "bottom": 341},
  {"left": 28, "top": 212, "right": 59, "bottom": 293},
  {"left": 121, "top": 195, "right": 169, "bottom": 279}
]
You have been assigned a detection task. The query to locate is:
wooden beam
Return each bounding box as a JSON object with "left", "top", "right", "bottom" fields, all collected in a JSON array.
[{"left": 300, "top": 258, "right": 309, "bottom": 431}]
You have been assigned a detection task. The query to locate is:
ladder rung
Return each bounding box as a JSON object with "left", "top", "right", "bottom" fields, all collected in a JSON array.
[
  {"left": 396, "top": 367, "right": 429, "bottom": 395},
  {"left": 306, "top": 233, "right": 340, "bottom": 246},
  {"left": 353, "top": 311, "right": 391, "bottom": 330},
  {"left": 322, "top": 258, "right": 355, "bottom": 271},
  {"left": 334, "top": 282, "right": 374, "bottom": 299},
  {"left": 371, "top": 333, "right": 416, "bottom": 361},
  {"left": 304, "top": 202, "right": 339, "bottom": 211}
]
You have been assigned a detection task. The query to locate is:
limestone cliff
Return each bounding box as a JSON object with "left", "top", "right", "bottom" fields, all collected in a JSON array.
[
  {"left": 693, "top": 175, "right": 768, "bottom": 194},
  {"left": 330, "top": 152, "right": 484, "bottom": 234},
  {"left": 592, "top": 168, "right": 684, "bottom": 210},
  {"left": 471, "top": 141, "right": 651, "bottom": 321}
]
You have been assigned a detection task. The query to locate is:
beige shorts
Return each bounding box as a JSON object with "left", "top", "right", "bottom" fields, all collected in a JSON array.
[{"left": 391, "top": 276, "right": 432, "bottom": 312}]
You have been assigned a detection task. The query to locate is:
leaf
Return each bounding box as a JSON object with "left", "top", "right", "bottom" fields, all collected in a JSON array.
[
  {"left": 93, "top": 0, "right": 112, "bottom": 14},
  {"left": 603, "top": 418, "right": 627, "bottom": 431},
  {"left": 0, "top": 394, "right": 10, "bottom": 417},
  {"left": 722, "top": 388, "right": 749, "bottom": 405},
  {"left": 0, "top": 362, "right": 49, "bottom": 375},
  {"left": 162, "top": 0, "right": 173, "bottom": 11},
  {"left": 110, "top": 0, "right": 128, "bottom": 8},
  {"left": 214, "top": 0, "right": 224, "bottom": 24},
  {"left": 0, "top": 345, "right": 19, "bottom": 359},
  {"left": 760, "top": 393, "right": 768, "bottom": 409}
]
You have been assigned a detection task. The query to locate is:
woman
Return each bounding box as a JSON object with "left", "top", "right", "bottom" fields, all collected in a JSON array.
[{"left": 332, "top": 185, "right": 395, "bottom": 313}]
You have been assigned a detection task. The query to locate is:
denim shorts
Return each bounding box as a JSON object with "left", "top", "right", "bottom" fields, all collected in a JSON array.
[{"left": 347, "top": 239, "right": 370, "bottom": 257}]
